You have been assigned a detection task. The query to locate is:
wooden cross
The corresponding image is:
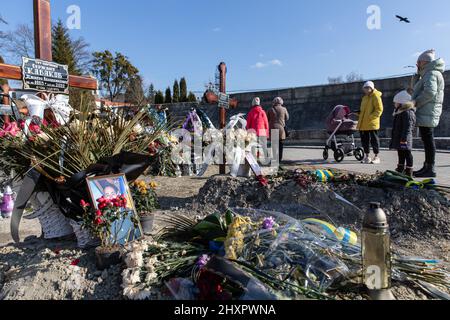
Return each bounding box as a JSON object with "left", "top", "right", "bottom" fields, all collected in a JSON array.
[{"left": 0, "top": 0, "right": 98, "bottom": 118}]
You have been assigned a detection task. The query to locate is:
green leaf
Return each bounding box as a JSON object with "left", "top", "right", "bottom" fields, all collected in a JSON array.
[{"left": 225, "top": 210, "right": 234, "bottom": 227}]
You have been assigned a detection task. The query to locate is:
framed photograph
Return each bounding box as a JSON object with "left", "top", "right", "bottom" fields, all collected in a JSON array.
[{"left": 86, "top": 173, "right": 142, "bottom": 245}]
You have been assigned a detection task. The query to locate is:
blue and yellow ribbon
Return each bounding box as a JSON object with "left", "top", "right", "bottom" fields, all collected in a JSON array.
[
  {"left": 303, "top": 218, "right": 358, "bottom": 246},
  {"left": 315, "top": 170, "right": 335, "bottom": 183}
]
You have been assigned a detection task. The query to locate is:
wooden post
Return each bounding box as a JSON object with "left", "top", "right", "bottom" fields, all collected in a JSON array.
[
  {"left": 1, "top": 83, "right": 10, "bottom": 123},
  {"left": 219, "top": 62, "right": 227, "bottom": 175},
  {"left": 0, "top": 0, "right": 97, "bottom": 92},
  {"left": 34, "top": 0, "right": 53, "bottom": 61}
]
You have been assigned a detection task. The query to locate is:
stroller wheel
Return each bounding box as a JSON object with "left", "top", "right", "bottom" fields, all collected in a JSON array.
[
  {"left": 323, "top": 148, "right": 329, "bottom": 160},
  {"left": 354, "top": 147, "right": 365, "bottom": 161},
  {"left": 334, "top": 148, "right": 345, "bottom": 163}
]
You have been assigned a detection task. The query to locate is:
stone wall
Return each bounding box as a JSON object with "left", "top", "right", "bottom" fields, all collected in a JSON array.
[
  {"left": 228, "top": 72, "right": 450, "bottom": 137},
  {"left": 167, "top": 71, "right": 450, "bottom": 137}
]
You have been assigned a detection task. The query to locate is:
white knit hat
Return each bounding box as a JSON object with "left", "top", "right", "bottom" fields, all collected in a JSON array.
[
  {"left": 363, "top": 81, "right": 375, "bottom": 90},
  {"left": 418, "top": 49, "right": 436, "bottom": 63},
  {"left": 273, "top": 97, "right": 284, "bottom": 106},
  {"left": 252, "top": 97, "right": 261, "bottom": 106},
  {"left": 393, "top": 90, "right": 412, "bottom": 105}
]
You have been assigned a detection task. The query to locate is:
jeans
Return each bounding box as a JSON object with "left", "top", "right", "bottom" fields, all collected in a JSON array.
[
  {"left": 360, "top": 130, "right": 380, "bottom": 155},
  {"left": 419, "top": 127, "right": 436, "bottom": 165},
  {"left": 398, "top": 150, "right": 414, "bottom": 168}
]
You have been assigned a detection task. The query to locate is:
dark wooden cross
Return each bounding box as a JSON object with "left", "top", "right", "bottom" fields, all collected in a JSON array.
[{"left": 0, "top": 0, "right": 98, "bottom": 119}]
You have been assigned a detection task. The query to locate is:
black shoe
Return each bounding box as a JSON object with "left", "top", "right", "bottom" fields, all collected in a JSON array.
[
  {"left": 395, "top": 165, "right": 405, "bottom": 174},
  {"left": 414, "top": 164, "right": 437, "bottom": 178},
  {"left": 413, "top": 163, "right": 427, "bottom": 176},
  {"left": 405, "top": 167, "right": 414, "bottom": 178}
]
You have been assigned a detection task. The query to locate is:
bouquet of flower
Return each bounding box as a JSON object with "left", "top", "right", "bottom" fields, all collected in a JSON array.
[
  {"left": 130, "top": 180, "right": 160, "bottom": 217},
  {"left": 122, "top": 240, "right": 204, "bottom": 300},
  {"left": 80, "top": 195, "right": 137, "bottom": 248},
  {"left": 127, "top": 207, "right": 450, "bottom": 301}
]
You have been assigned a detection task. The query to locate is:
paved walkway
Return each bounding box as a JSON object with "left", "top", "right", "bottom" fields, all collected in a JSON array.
[{"left": 283, "top": 147, "right": 450, "bottom": 186}]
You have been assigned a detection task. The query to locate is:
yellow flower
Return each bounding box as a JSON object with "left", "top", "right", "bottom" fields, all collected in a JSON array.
[{"left": 149, "top": 182, "right": 158, "bottom": 189}]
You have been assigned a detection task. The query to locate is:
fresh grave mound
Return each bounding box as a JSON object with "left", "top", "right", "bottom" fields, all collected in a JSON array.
[
  {"left": 0, "top": 237, "right": 124, "bottom": 300},
  {"left": 196, "top": 172, "right": 450, "bottom": 241}
]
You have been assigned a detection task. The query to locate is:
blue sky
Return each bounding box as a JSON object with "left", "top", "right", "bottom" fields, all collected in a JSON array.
[{"left": 1, "top": 0, "right": 449, "bottom": 93}]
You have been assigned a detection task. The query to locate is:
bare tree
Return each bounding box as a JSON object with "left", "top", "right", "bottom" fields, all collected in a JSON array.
[
  {"left": 71, "top": 37, "right": 92, "bottom": 74},
  {"left": 0, "top": 24, "right": 35, "bottom": 63},
  {"left": 328, "top": 76, "right": 344, "bottom": 84},
  {"left": 0, "top": 23, "right": 91, "bottom": 73},
  {"left": 346, "top": 71, "right": 364, "bottom": 83}
]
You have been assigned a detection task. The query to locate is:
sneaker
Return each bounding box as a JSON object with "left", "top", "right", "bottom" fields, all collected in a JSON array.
[
  {"left": 361, "top": 156, "right": 372, "bottom": 164},
  {"left": 371, "top": 156, "right": 381, "bottom": 164}
]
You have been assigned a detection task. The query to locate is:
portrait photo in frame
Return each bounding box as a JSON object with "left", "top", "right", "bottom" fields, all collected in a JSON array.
[{"left": 86, "top": 173, "right": 143, "bottom": 245}]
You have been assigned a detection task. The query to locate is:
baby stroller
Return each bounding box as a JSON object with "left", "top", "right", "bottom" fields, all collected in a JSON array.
[{"left": 323, "top": 105, "right": 364, "bottom": 163}]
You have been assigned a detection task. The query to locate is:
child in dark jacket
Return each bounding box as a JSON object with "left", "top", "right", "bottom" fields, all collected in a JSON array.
[{"left": 390, "top": 90, "right": 417, "bottom": 177}]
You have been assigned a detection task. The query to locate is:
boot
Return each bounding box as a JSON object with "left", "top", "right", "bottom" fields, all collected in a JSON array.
[
  {"left": 414, "top": 164, "right": 437, "bottom": 178},
  {"left": 413, "top": 163, "right": 427, "bottom": 176},
  {"left": 404, "top": 167, "right": 414, "bottom": 178},
  {"left": 395, "top": 165, "right": 405, "bottom": 174}
]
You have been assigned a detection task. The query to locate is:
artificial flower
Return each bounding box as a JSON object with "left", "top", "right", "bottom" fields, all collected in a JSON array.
[
  {"left": 196, "top": 254, "right": 210, "bottom": 268},
  {"left": 262, "top": 217, "right": 276, "bottom": 230}
]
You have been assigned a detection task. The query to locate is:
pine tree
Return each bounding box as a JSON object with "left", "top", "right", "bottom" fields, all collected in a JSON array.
[
  {"left": 180, "top": 77, "right": 188, "bottom": 102},
  {"left": 172, "top": 80, "right": 180, "bottom": 103},
  {"left": 147, "top": 84, "right": 155, "bottom": 104},
  {"left": 187, "top": 92, "right": 197, "bottom": 102},
  {"left": 164, "top": 87, "right": 172, "bottom": 104},
  {"left": 154, "top": 90, "right": 164, "bottom": 104},
  {"left": 52, "top": 20, "right": 79, "bottom": 75},
  {"left": 125, "top": 75, "right": 146, "bottom": 105}
]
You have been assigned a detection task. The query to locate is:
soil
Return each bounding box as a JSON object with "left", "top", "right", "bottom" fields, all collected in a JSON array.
[{"left": 1, "top": 166, "right": 449, "bottom": 300}]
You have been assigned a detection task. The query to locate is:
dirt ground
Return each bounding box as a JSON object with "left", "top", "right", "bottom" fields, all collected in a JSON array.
[{"left": 0, "top": 164, "right": 449, "bottom": 300}]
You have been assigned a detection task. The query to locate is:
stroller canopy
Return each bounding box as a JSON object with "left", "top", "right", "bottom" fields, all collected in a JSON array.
[{"left": 325, "top": 105, "right": 357, "bottom": 134}]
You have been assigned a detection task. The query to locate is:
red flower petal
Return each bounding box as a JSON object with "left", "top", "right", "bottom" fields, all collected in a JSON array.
[{"left": 70, "top": 259, "right": 80, "bottom": 266}]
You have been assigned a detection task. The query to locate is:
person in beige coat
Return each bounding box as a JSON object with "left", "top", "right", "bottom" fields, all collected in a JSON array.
[{"left": 268, "top": 97, "right": 290, "bottom": 163}]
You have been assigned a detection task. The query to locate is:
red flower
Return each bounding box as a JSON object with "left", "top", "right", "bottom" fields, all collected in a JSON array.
[
  {"left": 28, "top": 122, "right": 42, "bottom": 134},
  {"left": 70, "top": 259, "right": 80, "bottom": 266},
  {"left": 257, "top": 175, "right": 269, "bottom": 187},
  {"left": 80, "top": 200, "right": 90, "bottom": 208},
  {"left": 196, "top": 270, "right": 233, "bottom": 301},
  {"left": 98, "top": 202, "right": 108, "bottom": 210},
  {"left": 95, "top": 217, "right": 103, "bottom": 225},
  {"left": 95, "top": 210, "right": 102, "bottom": 217},
  {"left": 97, "top": 196, "right": 108, "bottom": 204}
]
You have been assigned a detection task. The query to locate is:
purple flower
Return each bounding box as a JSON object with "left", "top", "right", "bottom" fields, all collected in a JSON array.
[
  {"left": 196, "top": 254, "right": 210, "bottom": 268},
  {"left": 262, "top": 217, "right": 276, "bottom": 230}
]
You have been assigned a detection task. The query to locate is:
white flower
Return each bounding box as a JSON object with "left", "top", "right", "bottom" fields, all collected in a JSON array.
[
  {"left": 145, "top": 272, "right": 158, "bottom": 283},
  {"left": 127, "top": 240, "right": 149, "bottom": 252},
  {"left": 122, "top": 268, "right": 142, "bottom": 287},
  {"left": 135, "top": 288, "right": 153, "bottom": 300},
  {"left": 123, "top": 286, "right": 140, "bottom": 300},
  {"left": 133, "top": 124, "right": 144, "bottom": 135},
  {"left": 125, "top": 251, "right": 144, "bottom": 268},
  {"left": 145, "top": 256, "right": 158, "bottom": 273}
]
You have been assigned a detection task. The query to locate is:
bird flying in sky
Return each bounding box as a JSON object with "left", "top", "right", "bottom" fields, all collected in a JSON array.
[{"left": 396, "top": 15, "right": 411, "bottom": 23}]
